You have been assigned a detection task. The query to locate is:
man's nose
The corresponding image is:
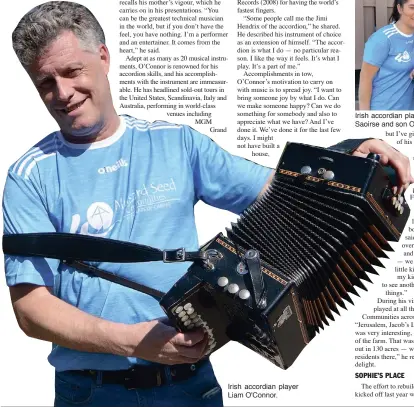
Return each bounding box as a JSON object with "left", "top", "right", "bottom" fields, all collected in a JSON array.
[{"left": 55, "top": 77, "right": 75, "bottom": 101}]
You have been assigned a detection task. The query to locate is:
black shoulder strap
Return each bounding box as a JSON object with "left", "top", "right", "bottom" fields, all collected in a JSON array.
[
  {"left": 2, "top": 233, "right": 207, "bottom": 300},
  {"left": 2, "top": 233, "right": 206, "bottom": 263},
  {"left": 64, "top": 259, "right": 166, "bottom": 300}
]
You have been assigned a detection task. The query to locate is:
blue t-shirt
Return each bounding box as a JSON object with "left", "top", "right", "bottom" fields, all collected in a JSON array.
[
  {"left": 363, "top": 23, "right": 414, "bottom": 110},
  {"left": 3, "top": 115, "right": 271, "bottom": 371}
]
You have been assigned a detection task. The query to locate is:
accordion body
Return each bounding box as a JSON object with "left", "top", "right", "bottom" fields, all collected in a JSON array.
[{"left": 159, "top": 142, "right": 410, "bottom": 369}]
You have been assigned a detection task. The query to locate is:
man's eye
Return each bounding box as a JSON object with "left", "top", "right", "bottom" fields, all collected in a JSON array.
[
  {"left": 67, "top": 69, "right": 81, "bottom": 77},
  {"left": 38, "top": 79, "right": 54, "bottom": 89}
]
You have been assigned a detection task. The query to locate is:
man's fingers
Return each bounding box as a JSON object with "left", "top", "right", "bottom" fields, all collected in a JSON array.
[
  {"left": 388, "top": 158, "right": 408, "bottom": 187},
  {"left": 175, "top": 335, "right": 209, "bottom": 360},
  {"left": 351, "top": 151, "right": 368, "bottom": 159},
  {"left": 170, "top": 328, "right": 206, "bottom": 347},
  {"left": 163, "top": 354, "right": 202, "bottom": 365},
  {"left": 387, "top": 153, "right": 412, "bottom": 189},
  {"left": 158, "top": 351, "right": 202, "bottom": 365},
  {"left": 353, "top": 149, "right": 405, "bottom": 187},
  {"left": 353, "top": 140, "right": 413, "bottom": 191}
]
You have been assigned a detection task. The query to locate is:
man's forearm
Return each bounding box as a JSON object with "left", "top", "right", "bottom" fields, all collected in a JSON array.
[{"left": 11, "top": 285, "right": 137, "bottom": 357}]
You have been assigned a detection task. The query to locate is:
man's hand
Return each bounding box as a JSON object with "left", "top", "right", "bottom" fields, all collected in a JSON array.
[
  {"left": 10, "top": 285, "right": 209, "bottom": 365},
  {"left": 129, "top": 318, "right": 209, "bottom": 365},
  {"left": 352, "top": 139, "right": 414, "bottom": 193}
]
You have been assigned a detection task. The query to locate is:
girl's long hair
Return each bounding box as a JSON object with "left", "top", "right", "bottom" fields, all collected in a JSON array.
[{"left": 390, "top": 0, "right": 408, "bottom": 23}]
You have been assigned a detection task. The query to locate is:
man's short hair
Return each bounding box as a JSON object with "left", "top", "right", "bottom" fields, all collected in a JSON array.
[{"left": 12, "top": 1, "right": 106, "bottom": 68}]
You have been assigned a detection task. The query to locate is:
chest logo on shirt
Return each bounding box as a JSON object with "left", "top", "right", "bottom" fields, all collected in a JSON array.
[
  {"left": 114, "top": 178, "right": 179, "bottom": 216},
  {"left": 70, "top": 202, "right": 115, "bottom": 237},
  {"left": 395, "top": 51, "right": 411, "bottom": 63},
  {"left": 69, "top": 178, "right": 180, "bottom": 236},
  {"left": 97, "top": 158, "right": 128, "bottom": 175}
]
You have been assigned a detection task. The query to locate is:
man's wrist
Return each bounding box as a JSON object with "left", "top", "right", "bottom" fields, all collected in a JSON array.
[{"left": 95, "top": 319, "right": 141, "bottom": 357}]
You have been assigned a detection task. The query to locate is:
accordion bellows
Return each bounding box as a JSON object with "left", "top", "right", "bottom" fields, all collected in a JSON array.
[{"left": 160, "top": 143, "right": 410, "bottom": 369}]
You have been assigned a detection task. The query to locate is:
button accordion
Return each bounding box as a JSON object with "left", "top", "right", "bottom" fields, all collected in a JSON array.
[{"left": 159, "top": 142, "right": 411, "bottom": 369}]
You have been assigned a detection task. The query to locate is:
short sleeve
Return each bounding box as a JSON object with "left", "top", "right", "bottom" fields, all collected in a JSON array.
[
  {"left": 363, "top": 32, "right": 390, "bottom": 67},
  {"left": 183, "top": 126, "right": 273, "bottom": 214},
  {"left": 3, "top": 170, "right": 58, "bottom": 287}
]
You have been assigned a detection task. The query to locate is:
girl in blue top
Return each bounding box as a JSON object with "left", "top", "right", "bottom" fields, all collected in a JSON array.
[{"left": 359, "top": 0, "right": 414, "bottom": 110}]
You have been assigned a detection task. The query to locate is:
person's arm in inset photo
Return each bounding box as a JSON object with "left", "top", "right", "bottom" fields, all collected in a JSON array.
[
  {"left": 359, "top": 62, "right": 380, "bottom": 110},
  {"left": 359, "top": 31, "right": 390, "bottom": 110}
]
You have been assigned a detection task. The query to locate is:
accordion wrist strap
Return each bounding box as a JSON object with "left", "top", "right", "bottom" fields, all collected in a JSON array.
[
  {"left": 328, "top": 138, "right": 372, "bottom": 154},
  {"left": 244, "top": 249, "right": 267, "bottom": 309}
]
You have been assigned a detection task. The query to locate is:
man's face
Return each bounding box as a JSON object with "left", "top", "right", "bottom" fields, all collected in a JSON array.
[{"left": 28, "top": 30, "right": 111, "bottom": 138}]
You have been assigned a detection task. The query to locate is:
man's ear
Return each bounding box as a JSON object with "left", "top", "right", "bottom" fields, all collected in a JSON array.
[{"left": 99, "top": 43, "right": 110, "bottom": 75}]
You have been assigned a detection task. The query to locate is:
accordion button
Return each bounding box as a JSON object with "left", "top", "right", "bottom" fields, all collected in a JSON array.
[
  {"left": 217, "top": 277, "right": 229, "bottom": 287},
  {"left": 188, "top": 324, "right": 195, "bottom": 330},
  {"left": 175, "top": 306, "right": 183, "bottom": 314},
  {"left": 186, "top": 308, "right": 195, "bottom": 315},
  {"left": 183, "top": 320, "right": 192, "bottom": 326},
  {"left": 322, "top": 170, "right": 334, "bottom": 180},
  {"left": 228, "top": 284, "right": 240, "bottom": 294},
  {"left": 178, "top": 311, "right": 186, "bottom": 318},
  {"left": 181, "top": 315, "right": 189, "bottom": 322},
  {"left": 398, "top": 195, "right": 404, "bottom": 205},
  {"left": 300, "top": 166, "right": 312, "bottom": 175},
  {"left": 183, "top": 303, "right": 192, "bottom": 310},
  {"left": 239, "top": 289, "right": 251, "bottom": 300},
  {"left": 190, "top": 312, "right": 198, "bottom": 319}
]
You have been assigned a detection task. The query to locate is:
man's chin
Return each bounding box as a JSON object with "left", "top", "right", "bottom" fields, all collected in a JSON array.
[{"left": 59, "top": 119, "right": 102, "bottom": 140}]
